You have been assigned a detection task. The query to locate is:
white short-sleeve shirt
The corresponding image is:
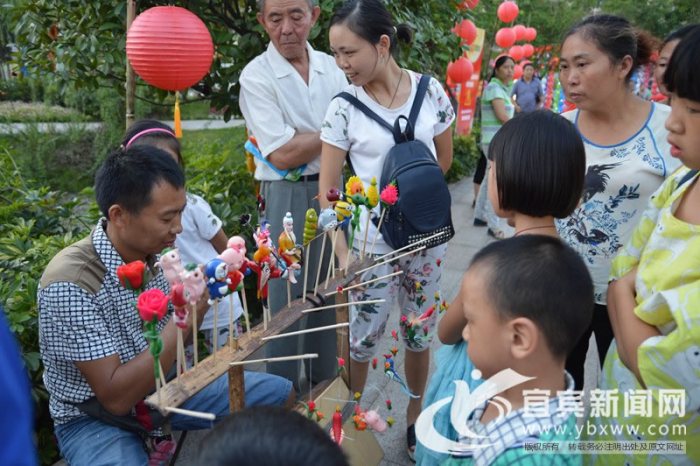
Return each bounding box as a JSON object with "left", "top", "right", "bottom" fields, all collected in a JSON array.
[
  {"left": 556, "top": 103, "right": 680, "bottom": 303},
  {"left": 239, "top": 42, "right": 348, "bottom": 181},
  {"left": 321, "top": 71, "right": 455, "bottom": 254},
  {"left": 176, "top": 193, "right": 242, "bottom": 330}
]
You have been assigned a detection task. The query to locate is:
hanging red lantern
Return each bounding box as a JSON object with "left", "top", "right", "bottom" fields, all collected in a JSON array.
[
  {"left": 524, "top": 27, "right": 537, "bottom": 42},
  {"left": 522, "top": 43, "right": 534, "bottom": 58},
  {"left": 512, "top": 24, "right": 526, "bottom": 41},
  {"left": 495, "top": 28, "right": 517, "bottom": 48},
  {"left": 513, "top": 64, "right": 523, "bottom": 80},
  {"left": 509, "top": 45, "right": 524, "bottom": 61},
  {"left": 447, "top": 57, "right": 474, "bottom": 84},
  {"left": 497, "top": 1, "right": 519, "bottom": 23},
  {"left": 126, "top": 6, "right": 214, "bottom": 92},
  {"left": 457, "top": 19, "right": 477, "bottom": 45}
]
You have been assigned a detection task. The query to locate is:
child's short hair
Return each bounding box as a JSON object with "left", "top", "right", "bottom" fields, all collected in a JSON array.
[
  {"left": 488, "top": 110, "right": 585, "bottom": 218},
  {"left": 197, "top": 406, "right": 349, "bottom": 466},
  {"left": 470, "top": 235, "right": 593, "bottom": 359},
  {"left": 122, "top": 119, "right": 184, "bottom": 167},
  {"left": 664, "top": 25, "right": 700, "bottom": 101},
  {"left": 95, "top": 145, "right": 185, "bottom": 218}
]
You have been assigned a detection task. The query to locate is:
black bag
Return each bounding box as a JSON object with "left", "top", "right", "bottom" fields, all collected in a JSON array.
[{"left": 336, "top": 74, "right": 454, "bottom": 250}]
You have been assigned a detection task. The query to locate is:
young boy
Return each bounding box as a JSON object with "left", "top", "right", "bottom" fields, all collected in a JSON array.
[{"left": 422, "top": 235, "right": 593, "bottom": 465}]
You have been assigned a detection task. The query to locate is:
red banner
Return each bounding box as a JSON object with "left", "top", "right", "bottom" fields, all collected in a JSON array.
[{"left": 447, "top": 28, "right": 485, "bottom": 136}]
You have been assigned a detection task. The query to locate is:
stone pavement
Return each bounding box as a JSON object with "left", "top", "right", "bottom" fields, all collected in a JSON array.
[{"left": 173, "top": 174, "right": 599, "bottom": 465}]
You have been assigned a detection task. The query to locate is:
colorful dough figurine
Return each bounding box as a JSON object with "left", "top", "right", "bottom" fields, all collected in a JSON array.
[{"left": 204, "top": 258, "right": 231, "bottom": 304}]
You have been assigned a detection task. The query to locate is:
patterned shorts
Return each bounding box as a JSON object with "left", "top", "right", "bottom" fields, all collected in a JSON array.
[{"left": 349, "top": 244, "right": 447, "bottom": 362}]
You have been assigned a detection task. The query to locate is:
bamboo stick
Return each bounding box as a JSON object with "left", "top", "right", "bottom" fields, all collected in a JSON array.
[
  {"left": 229, "top": 353, "right": 319, "bottom": 366},
  {"left": 354, "top": 246, "right": 426, "bottom": 276},
  {"left": 324, "top": 271, "right": 403, "bottom": 297},
  {"left": 261, "top": 322, "right": 349, "bottom": 341},
  {"left": 301, "top": 299, "right": 386, "bottom": 314}
]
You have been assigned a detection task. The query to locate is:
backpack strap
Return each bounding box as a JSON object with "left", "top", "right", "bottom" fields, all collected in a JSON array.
[
  {"left": 335, "top": 91, "right": 394, "bottom": 134},
  {"left": 407, "top": 74, "right": 431, "bottom": 130},
  {"left": 334, "top": 73, "right": 433, "bottom": 144}
]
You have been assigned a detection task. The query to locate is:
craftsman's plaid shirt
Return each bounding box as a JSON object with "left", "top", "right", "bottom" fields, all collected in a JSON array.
[
  {"left": 448, "top": 373, "right": 581, "bottom": 466},
  {"left": 38, "top": 219, "right": 169, "bottom": 424}
]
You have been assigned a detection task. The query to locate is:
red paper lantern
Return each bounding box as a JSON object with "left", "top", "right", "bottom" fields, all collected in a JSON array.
[
  {"left": 126, "top": 6, "right": 214, "bottom": 91},
  {"left": 513, "top": 64, "right": 523, "bottom": 80},
  {"left": 495, "top": 28, "right": 517, "bottom": 48},
  {"left": 524, "top": 27, "right": 537, "bottom": 42},
  {"left": 509, "top": 45, "right": 524, "bottom": 61},
  {"left": 457, "top": 19, "right": 477, "bottom": 45},
  {"left": 447, "top": 57, "right": 474, "bottom": 84},
  {"left": 512, "top": 24, "right": 526, "bottom": 41},
  {"left": 497, "top": 1, "right": 519, "bottom": 23},
  {"left": 522, "top": 43, "right": 534, "bottom": 58}
]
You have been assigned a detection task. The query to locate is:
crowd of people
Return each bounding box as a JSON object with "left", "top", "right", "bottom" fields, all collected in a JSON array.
[{"left": 1, "top": 0, "right": 698, "bottom": 465}]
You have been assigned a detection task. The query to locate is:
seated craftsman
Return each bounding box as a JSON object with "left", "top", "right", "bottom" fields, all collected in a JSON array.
[{"left": 39, "top": 145, "right": 293, "bottom": 465}]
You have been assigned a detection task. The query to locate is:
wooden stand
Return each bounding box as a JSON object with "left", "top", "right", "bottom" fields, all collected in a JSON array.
[{"left": 145, "top": 256, "right": 373, "bottom": 413}]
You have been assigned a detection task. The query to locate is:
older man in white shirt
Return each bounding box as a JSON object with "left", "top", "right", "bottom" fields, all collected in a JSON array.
[{"left": 239, "top": 0, "right": 347, "bottom": 391}]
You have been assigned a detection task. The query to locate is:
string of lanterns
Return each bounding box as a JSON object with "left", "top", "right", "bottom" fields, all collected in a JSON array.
[{"left": 447, "top": 1, "right": 538, "bottom": 85}]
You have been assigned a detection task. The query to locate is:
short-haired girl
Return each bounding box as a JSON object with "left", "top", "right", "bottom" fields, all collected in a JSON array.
[{"left": 420, "top": 110, "right": 586, "bottom": 465}]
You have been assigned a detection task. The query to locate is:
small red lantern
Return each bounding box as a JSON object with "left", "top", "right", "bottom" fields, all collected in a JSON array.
[
  {"left": 522, "top": 43, "right": 534, "bottom": 58},
  {"left": 447, "top": 57, "right": 474, "bottom": 84},
  {"left": 457, "top": 19, "right": 477, "bottom": 45},
  {"left": 509, "top": 45, "right": 524, "bottom": 61},
  {"left": 497, "top": 1, "right": 519, "bottom": 23},
  {"left": 126, "top": 6, "right": 214, "bottom": 91},
  {"left": 512, "top": 24, "right": 526, "bottom": 41},
  {"left": 495, "top": 28, "right": 517, "bottom": 48},
  {"left": 524, "top": 27, "right": 537, "bottom": 42},
  {"left": 513, "top": 64, "right": 523, "bottom": 80}
]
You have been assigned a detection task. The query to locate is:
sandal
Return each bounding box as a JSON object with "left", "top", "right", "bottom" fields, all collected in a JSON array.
[
  {"left": 487, "top": 228, "right": 505, "bottom": 240},
  {"left": 407, "top": 424, "right": 417, "bottom": 462}
]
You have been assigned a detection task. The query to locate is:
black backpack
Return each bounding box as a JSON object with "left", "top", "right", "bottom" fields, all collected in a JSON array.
[{"left": 336, "top": 74, "right": 454, "bottom": 251}]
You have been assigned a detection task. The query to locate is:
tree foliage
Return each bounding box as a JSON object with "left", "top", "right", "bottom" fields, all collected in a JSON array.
[
  {"left": 12, "top": 0, "right": 697, "bottom": 120},
  {"left": 12, "top": 0, "right": 462, "bottom": 120}
]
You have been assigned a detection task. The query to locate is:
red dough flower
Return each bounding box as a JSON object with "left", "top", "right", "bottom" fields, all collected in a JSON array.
[
  {"left": 170, "top": 283, "right": 187, "bottom": 308},
  {"left": 117, "top": 260, "right": 147, "bottom": 291},
  {"left": 137, "top": 289, "right": 169, "bottom": 322},
  {"left": 380, "top": 184, "right": 398, "bottom": 206}
]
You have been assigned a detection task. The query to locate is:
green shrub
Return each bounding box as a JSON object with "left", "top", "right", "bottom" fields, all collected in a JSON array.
[
  {"left": 0, "top": 149, "right": 96, "bottom": 465},
  {"left": 0, "top": 101, "right": 88, "bottom": 123},
  {"left": 0, "top": 77, "right": 33, "bottom": 102},
  {"left": 0, "top": 124, "right": 97, "bottom": 191},
  {"left": 445, "top": 131, "right": 482, "bottom": 183}
]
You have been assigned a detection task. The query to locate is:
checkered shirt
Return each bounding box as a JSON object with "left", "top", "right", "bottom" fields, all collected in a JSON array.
[
  {"left": 450, "top": 372, "right": 580, "bottom": 466},
  {"left": 39, "top": 220, "right": 170, "bottom": 425}
]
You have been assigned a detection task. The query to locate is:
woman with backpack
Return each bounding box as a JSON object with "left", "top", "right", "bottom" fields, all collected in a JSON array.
[{"left": 318, "top": 0, "right": 454, "bottom": 460}]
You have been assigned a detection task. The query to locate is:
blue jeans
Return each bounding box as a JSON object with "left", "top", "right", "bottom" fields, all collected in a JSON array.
[{"left": 55, "top": 371, "right": 291, "bottom": 465}]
